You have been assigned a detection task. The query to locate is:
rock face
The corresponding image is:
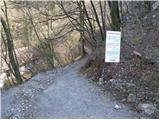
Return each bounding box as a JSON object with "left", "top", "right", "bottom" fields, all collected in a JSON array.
[{"left": 138, "top": 103, "right": 157, "bottom": 115}]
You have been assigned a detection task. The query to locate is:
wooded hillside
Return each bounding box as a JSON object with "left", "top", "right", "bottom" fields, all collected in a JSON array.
[{"left": 0, "top": 0, "right": 159, "bottom": 119}]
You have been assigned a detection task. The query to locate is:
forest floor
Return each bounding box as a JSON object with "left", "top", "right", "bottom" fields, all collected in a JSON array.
[{"left": 1, "top": 57, "right": 147, "bottom": 119}]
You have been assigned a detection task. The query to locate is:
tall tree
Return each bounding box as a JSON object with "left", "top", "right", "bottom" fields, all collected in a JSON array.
[
  {"left": 90, "top": 1, "right": 104, "bottom": 41},
  {"left": 108, "top": 1, "right": 121, "bottom": 31},
  {"left": 82, "top": 1, "right": 96, "bottom": 43},
  {"left": 99, "top": 0, "right": 106, "bottom": 39},
  {"left": 1, "top": 1, "right": 22, "bottom": 84},
  {"left": 78, "top": 1, "right": 85, "bottom": 57}
]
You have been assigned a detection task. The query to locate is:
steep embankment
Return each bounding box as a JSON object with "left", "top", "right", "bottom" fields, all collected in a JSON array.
[
  {"left": 1, "top": 58, "right": 144, "bottom": 119},
  {"left": 80, "top": 2, "right": 158, "bottom": 119}
]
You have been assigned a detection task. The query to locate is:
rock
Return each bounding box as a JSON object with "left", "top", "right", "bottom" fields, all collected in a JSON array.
[
  {"left": 97, "top": 81, "right": 103, "bottom": 85},
  {"left": 152, "top": 2, "right": 158, "bottom": 10},
  {"left": 127, "top": 82, "right": 134, "bottom": 86},
  {"left": 121, "top": 98, "right": 126, "bottom": 102},
  {"left": 97, "top": 77, "right": 103, "bottom": 85},
  {"left": 133, "top": 51, "right": 142, "bottom": 57},
  {"left": 0, "top": 73, "right": 7, "bottom": 79},
  {"left": 127, "top": 93, "right": 136, "bottom": 103},
  {"left": 152, "top": 15, "right": 156, "bottom": 18},
  {"left": 104, "top": 81, "right": 107, "bottom": 84},
  {"left": 126, "top": 83, "right": 136, "bottom": 88},
  {"left": 0, "top": 72, "right": 8, "bottom": 88},
  {"left": 109, "top": 79, "right": 126, "bottom": 89},
  {"left": 114, "top": 104, "right": 121, "bottom": 110},
  {"left": 99, "top": 77, "right": 103, "bottom": 82},
  {"left": 0, "top": 80, "right": 4, "bottom": 88},
  {"left": 144, "top": 16, "right": 147, "bottom": 19},
  {"left": 109, "top": 79, "right": 115, "bottom": 83},
  {"left": 138, "top": 103, "right": 156, "bottom": 115}
]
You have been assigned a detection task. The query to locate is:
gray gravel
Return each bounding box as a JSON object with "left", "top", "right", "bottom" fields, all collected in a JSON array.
[{"left": 1, "top": 58, "right": 141, "bottom": 119}]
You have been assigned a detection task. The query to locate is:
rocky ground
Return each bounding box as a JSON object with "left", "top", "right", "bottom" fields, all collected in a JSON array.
[{"left": 1, "top": 58, "right": 148, "bottom": 119}]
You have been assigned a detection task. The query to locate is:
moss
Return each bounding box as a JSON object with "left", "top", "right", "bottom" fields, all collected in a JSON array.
[
  {"left": 133, "top": 37, "right": 140, "bottom": 44},
  {"left": 151, "top": 71, "right": 159, "bottom": 88},
  {"left": 144, "top": 1, "right": 151, "bottom": 11},
  {"left": 144, "top": 71, "right": 159, "bottom": 92}
]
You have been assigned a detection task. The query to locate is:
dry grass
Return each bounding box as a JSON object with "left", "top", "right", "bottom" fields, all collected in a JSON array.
[{"left": 80, "top": 46, "right": 105, "bottom": 81}]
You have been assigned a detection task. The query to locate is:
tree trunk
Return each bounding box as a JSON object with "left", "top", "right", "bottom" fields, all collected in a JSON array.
[
  {"left": 1, "top": 17, "right": 22, "bottom": 84},
  {"left": 79, "top": 1, "right": 85, "bottom": 57},
  {"left": 99, "top": 0, "right": 106, "bottom": 40},
  {"left": 108, "top": 1, "right": 121, "bottom": 31},
  {"left": 90, "top": 1, "right": 104, "bottom": 41},
  {"left": 82, "top": 1, "right": 96, "bottom": 43}
]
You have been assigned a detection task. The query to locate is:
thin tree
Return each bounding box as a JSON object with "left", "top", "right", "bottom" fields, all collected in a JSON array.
[
  {"left": 82, "top": 1, "right": 96, "bottom": 43},
  {"left": 1, "top": 1, "right": 22, "bottom": 84},
  {"left": 99, "top": 0, "right": 106, "bottom": 39},
  {"left": 78, "top": 1, "right": 85, "bottom": 57},
  {"left": 90, "top": 1, "right": 104, "bottom": 41}
]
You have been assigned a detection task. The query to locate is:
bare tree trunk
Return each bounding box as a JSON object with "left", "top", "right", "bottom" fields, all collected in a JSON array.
[
  {"left": 90, "top": 1, "right": 104, "bottom": 41},
  {"left": 82, "top": 1, "right": 96, "bottom": 43},
  {"left": 1, "top": 1, "right": 22, "bottom": 84},
  {"left": 108, "top": 1, "right": 121, "bottom": 31},
  {"left": 99, "top": 0, "right": 106, "bottom": 39},
  {"left": 59, "top": 1, "right": 96, "bottom": 49},
  {"left": 78, "top": 1, "right": 85, "bottom": 57}
]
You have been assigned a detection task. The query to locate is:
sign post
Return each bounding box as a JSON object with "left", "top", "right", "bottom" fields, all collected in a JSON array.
[{"left": 105, "top": 31, "right": 121, "bottom": 63}]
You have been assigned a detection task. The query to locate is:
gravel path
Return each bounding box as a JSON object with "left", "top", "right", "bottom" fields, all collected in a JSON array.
[{"left": 1, "top": 58, "right": 141, "bottom": 119}]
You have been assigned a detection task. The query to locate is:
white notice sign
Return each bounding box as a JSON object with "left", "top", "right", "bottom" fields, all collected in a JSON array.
[{"left": 105, "top": 31, "right": 121, "bottom": 62}]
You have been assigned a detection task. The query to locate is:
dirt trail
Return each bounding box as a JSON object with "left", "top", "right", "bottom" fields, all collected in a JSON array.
[{"left": 1, "top": 58, "right": 141, "bottom": 119}]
